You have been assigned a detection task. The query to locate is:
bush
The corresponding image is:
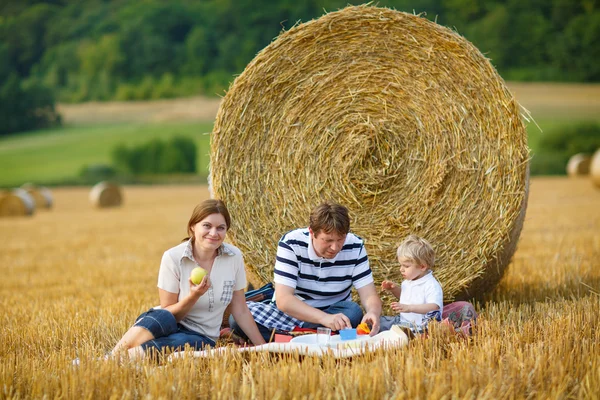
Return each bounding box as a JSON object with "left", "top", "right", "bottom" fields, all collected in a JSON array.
[
  {"left": 532, "top": 122, "right": 600, "bottom": 175},
  {"left": 529, "top": 152, "right": 568, "bottom": 176},
  {"left": 79, "top": 164, "right": 118, "bottom": 183},
  {"left": 111, "top": 136, "right": 197, "bottom": 175}
]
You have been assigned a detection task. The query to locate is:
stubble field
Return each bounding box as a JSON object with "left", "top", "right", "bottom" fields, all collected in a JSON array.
[{"left": 1, "top": 177, "right": 598, "bottom": 399}]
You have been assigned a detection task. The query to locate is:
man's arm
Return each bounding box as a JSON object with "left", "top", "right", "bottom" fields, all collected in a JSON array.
[
  {"left": 275, "top": 283, "right": 351, "bottom": 331},
  {"left": 356, "top": 283, "right": 383, "bottom": 335}
]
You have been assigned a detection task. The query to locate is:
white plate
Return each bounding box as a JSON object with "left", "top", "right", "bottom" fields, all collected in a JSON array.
[{"left": 290, "top": 333, "right": 371, "bottom": 348}]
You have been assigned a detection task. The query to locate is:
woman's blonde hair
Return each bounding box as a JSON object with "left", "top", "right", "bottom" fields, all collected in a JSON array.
[{"left": 397, "top": 234, "right": 435, "bottom": 269}]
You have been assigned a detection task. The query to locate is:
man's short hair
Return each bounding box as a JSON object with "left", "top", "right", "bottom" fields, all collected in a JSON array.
[
  {"left": 309, "top": 201, "right": 350, "bottom": 236},
  {"left": 397, "top": 234, "right": 435, "bottom": 269}
]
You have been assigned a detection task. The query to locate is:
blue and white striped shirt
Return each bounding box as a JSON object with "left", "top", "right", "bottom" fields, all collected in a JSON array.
[{"left": 274, "top": 228, "right": 373, "bottom": 307}]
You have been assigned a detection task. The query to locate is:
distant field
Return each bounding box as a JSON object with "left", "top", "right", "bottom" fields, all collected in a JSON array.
[
  {"left": 509, "top": 82, "right": 600, "bottom": 153},
  {"left": 0, "top": 82, "right": 598, "bottom": 188},
  {"left": 0, "top": 121, "right": 213, "bottom": 187}
]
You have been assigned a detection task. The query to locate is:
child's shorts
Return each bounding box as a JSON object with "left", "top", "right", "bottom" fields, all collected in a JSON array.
[{"left": 133, "top": 308, "right": 215, "bottom": 353}]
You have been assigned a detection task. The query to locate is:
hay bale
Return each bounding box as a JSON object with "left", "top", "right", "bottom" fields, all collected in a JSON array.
[
  {"left": 21, "top": 183, "right": 53, "bottom": 209},
  {"left": 0, "top": 189, "right": 35, "bottom": 217},
  {"left": 566, "top": 153, "right": 591, "bottom": 176},
  {"left": 591, "top": 150, "right": 600, "bottom": 188},
  {"left": 210, "top": 5, "right": 529, "bottom": 301},
  {"left": 90, "top": 181, "right": 123, "bottom": 208}
]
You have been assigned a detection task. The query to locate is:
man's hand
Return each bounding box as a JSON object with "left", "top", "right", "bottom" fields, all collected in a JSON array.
[
  {"left": 321, "top": 313, "right": 352, "bottom": 331},
  {"left": 361, "top": 311, "right": 381, "bottom": 336}
]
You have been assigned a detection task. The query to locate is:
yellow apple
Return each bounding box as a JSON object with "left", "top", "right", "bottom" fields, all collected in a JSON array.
[{"left": 190, "top": 267, "right": 208, "bottom": 285}]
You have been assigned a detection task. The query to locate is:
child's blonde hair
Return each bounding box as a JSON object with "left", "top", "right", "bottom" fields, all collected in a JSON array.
[{"left": 396, "top": 234, "right": 435, "bottom": 269}]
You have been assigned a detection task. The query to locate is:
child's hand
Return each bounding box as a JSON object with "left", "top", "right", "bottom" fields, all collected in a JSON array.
[
  {"left": 381, "top": 280, "right": 397, "bottom": 291},
  {"left": 391, "top": 302, "right": 412, "bottom": 313}
]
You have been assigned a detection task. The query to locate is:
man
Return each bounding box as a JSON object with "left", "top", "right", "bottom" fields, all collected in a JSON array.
[{"left": 230, "top": 201, "right": 382, "bottom": 342}]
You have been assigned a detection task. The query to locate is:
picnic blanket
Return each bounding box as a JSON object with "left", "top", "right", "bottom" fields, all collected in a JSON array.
[{"left": 170, "top": 328, "right": 409, "bottom": 360}]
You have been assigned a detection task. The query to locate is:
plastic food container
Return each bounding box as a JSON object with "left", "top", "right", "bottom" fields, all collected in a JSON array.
[{"left": 339, "top": 328, "right": 357, "bottom": 341}]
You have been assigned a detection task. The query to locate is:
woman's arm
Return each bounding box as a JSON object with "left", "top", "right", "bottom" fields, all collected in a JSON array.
[
  {"left": 160, "top": 275, "right": 211, "bottom": 322},
  {"left": 229, "top": 290, "right": 266, "bottom": 345}
]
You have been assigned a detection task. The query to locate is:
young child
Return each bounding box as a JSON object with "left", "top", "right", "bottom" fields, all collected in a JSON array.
[{"left": 379, "top": 234, "right": 443, "bottom": 334}]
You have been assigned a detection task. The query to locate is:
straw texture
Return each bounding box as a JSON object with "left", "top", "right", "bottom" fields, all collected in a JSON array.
[
  {"left": 90, "top": 182, "right": 123, "bottom": 208},
  {"left": 591, "top": 150, "right": 600, "bottom": 188},
  {"left": 566, "top": 153, "right": 591, "bottom": 176},
  {"left": 210, "top": 5, "right": 529, "bottom": 301}
]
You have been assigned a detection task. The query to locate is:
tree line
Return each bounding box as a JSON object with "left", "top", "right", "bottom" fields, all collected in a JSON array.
[{"left": 1, "top": 0, "right": 598, "bottom": 135}]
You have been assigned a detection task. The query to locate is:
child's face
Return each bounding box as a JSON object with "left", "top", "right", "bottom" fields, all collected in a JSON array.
[{"left": 398, "top": 257, "right": 428, "bottom": 281}]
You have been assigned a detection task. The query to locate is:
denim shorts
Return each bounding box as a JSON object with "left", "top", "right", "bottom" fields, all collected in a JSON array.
[{"left": 133, "top": 308, "right": 215, "bottom": 353}]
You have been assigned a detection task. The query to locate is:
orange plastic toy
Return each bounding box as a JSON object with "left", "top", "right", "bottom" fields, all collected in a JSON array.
[{"left": 357, "top": 322, "right": 371, "bottom": 335}]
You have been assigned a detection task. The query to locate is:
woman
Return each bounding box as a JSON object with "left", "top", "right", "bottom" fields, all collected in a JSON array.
[{"left": 110, "top": 199, "right": 265, "bottom": 360}]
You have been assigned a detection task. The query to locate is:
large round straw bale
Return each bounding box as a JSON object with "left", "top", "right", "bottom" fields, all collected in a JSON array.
[
  {"left": 90, "top": 181, "right": 123, "bottom": 208},
  {"left": 566, "top": 153, "right": 591, "bottom": 176},
  {"left": 211, "top": 5, "right": 529, "bottom": 301},
  {"left": 591, "top": 149, "right": 600, "bottom": 188},
  {"left": 21, "top": 183, "right": 53, "bottom": 209},
  {"left": 0, "top": 189, "right": 35, "bottom": 217}
]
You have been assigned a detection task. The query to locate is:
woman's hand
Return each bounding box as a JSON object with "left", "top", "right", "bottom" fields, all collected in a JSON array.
[{"left": 189, "top": 275, "right": 211, "bottom": 297}]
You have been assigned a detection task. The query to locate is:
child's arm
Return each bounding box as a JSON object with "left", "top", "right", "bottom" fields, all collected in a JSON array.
[
  {"left": 391, "top": 302, "right": 439, "bottom": 315},
  {"left": 381, "top": 280, "right": 401, "bottom": 300}
]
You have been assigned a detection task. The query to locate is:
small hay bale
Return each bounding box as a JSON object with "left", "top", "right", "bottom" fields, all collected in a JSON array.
[
  {"left": 591, "top": 150, "right": 600, "bottom": 188},
  {"left": 21, "top": 183, "right": 53, "bottom": 209},
  {"left": 210, "top": 5, "right": 529, "bottom": 301},
  {"left": 566, "top": 153, "right": 591, "bottom": 176},
  {"left": 90, "top": 181, "right": 123, "bottom": 208},
  {"left": 0, "top": 189, "right": 35, "bottom": 217}
]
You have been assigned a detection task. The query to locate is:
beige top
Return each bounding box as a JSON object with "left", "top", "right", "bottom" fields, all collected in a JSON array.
[{"left": 157, "top": 240, "right": 247, "bottom": 341}]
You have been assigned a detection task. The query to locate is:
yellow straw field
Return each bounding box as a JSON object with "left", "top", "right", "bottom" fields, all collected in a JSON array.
[{"left": 1, "top": 177, "right": 598, "bottom": 399}]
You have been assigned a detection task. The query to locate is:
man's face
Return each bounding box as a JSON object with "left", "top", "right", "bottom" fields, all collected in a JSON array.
[{"left": 310, "top": 228, "right": 347, "bottom": 259}]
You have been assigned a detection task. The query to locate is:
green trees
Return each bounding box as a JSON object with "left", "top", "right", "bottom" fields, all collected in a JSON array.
[
  {"left": 0, "top": 59, "right": 61, "bottom": 136},
  {"left": 453, "top": 0, "right": 600, "bottom": 81},
  {"left": 1, "top": 0, "right": 599, "bottom": 136},
  {"left": 0, "top": 3, "right": 62, "bottom": 135}
]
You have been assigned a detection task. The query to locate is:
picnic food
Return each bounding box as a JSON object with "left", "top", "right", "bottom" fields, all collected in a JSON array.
[{"left": 190, "top": 267, "right": 208, "bottom": 285}]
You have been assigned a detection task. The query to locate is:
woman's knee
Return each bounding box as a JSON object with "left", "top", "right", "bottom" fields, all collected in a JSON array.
[{"left": 133, "top": 308, "right": 178, "bottom": 338}]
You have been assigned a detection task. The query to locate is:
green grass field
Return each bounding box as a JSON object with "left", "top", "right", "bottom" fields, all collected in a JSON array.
[
  {"left": 0, "top": 121, "right": 213, "bottom": 188},
  {"left": 0, "top": 117, "right": 590, "bottom": 188},
  {"left": 1, "top": 82, "right": 598, "bottom": 188}
]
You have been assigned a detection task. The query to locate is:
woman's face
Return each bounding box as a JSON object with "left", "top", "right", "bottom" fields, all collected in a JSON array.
[{"left": 192, "top": 213, "right": 228, "bottom": 252}]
